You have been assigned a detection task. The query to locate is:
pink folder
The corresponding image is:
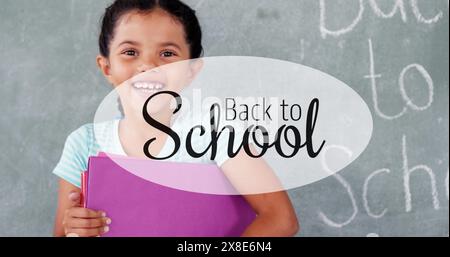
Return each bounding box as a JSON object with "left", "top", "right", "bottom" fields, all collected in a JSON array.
[{"left": 81, "top": 153, "right": 256, "bottom": 237}]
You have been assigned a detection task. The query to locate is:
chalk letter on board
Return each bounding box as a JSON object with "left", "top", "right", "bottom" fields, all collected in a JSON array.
[
  {"left": 318, "top": 145, "right": 358, "bottom": 228},
  {"left": 410, "top": 0, "right": 443, "bottom": 24},
  {"left": 365, "top": 39, "right": 407, "bottom": 120},
  {"left": 402, "top": 135, "right": 440, "bottom": 212},
  {"left": 319, "top": 0, "right": 364, "bottom": 38},
  {"left": 399, "top": 64, "right": 434, "bottom": 111},
  {"left": 368, "top": 0, "right": 408, "bottom": 22},
  {"left": 363, "top": 168, "right": 390, "bottom": 218}
]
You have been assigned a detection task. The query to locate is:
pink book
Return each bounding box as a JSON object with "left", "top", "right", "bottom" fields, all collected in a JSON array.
[{"left": 81, "top": 153, "right": 256, "bottom": 237}]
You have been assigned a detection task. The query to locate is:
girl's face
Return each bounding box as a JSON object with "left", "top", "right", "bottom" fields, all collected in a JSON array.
[{"left": 97, "top": 8, "right": 201, "bottom": 117}]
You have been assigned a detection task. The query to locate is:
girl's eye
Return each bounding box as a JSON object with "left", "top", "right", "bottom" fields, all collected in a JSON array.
[
  {"left": 122, "top": 50, "right": 137, "bottom": 56},
  {"left": 160, "top": 51, "right": 177, "bottom": 58}
]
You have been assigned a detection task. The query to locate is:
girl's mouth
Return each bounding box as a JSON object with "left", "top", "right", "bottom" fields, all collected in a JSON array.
[{"left": 131, "top": 81, "right": 167, "bottom": 97}]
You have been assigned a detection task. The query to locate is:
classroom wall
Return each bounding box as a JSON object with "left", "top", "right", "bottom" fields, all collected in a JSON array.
[{"left": 0, "top": 0, "right": 448, "bottom": 236}]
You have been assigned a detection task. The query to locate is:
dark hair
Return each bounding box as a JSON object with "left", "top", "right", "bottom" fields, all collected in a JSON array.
[{"left": 99, "top": 0, "right": 203, "bottom": 59}]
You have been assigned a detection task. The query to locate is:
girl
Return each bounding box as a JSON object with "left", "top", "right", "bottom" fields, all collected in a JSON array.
[{"left": 53, "top": 0, "right": 299, "bottom": 237}]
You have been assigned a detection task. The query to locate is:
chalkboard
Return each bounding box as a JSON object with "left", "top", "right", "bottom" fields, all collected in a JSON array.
[{"left": 0, "top": 0, "right": 448, "bottom": 236}]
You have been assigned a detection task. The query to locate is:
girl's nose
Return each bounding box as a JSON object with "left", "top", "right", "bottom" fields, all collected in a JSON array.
[
  {"left": 137, "top": 62, "right": 160, "bottom": 73},
  {"left": 137, "top": 63, "right": 152, "bottom": 73}
]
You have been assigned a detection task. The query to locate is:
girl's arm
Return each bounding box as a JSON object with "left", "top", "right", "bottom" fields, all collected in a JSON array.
[
  {"left": 54, "top": 179, "right": 79, "bottom": 236},
  {"left": 54, "top": 179, "right": 110, "bottom": 237},
  {"left": 220, "top": 145, "right": 299, "bottom": 237},
  {"left": 241, "top": 192, "right": 299, "bottom": 237}
]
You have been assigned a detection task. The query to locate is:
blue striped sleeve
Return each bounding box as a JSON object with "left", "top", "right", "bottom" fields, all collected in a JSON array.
[{"left": 52, "top": 125, "right": 91, "bottom": 188}]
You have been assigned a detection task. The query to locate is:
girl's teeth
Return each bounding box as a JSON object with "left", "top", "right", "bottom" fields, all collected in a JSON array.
[{"left": 133, "top": 82, "right": 164, "bottom": 90}]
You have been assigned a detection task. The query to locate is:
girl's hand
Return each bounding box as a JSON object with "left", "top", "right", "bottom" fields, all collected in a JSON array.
[{"left": 62, "top": 191, "right": 111, "bottom": 237}]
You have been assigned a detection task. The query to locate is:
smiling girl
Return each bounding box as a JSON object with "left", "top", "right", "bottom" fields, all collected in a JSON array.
[{"left": 53, "top": 0, "right": 299, "bottom": 237}]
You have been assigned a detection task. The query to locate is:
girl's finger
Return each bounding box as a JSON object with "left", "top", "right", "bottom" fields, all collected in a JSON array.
[
  {"left": 66, "top": 233, "right": 80, "bottom": 237},
  {"left": 66, "top": 217, "right": 111, "bottom": 229},
  {"left": 66, "top": 226, "right": 109, "bottom": 237},
  {"left": 69, "top": 207, "right": 106, "bottom": 219},
  {"left": 68, "top": 191, "right": 81, "bottom": 207}
]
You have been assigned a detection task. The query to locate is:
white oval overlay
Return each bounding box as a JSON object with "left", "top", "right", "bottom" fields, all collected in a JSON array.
[{"left": 93, "top": 56, "right": 373, "bottom": 195}]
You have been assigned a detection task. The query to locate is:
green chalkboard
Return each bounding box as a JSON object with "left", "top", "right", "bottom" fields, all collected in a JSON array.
[{"left": 0, "top": 0, "right": 448, "bottom": 236}]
